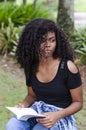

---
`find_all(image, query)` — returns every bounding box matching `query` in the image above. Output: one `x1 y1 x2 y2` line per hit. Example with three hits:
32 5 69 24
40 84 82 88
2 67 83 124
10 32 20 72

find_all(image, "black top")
26 60 82 108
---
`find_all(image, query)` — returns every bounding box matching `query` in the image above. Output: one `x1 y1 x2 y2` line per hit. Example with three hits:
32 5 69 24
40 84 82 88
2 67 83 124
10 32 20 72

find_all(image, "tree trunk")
57 0 74 36
33 0 37 8
23 0 26 5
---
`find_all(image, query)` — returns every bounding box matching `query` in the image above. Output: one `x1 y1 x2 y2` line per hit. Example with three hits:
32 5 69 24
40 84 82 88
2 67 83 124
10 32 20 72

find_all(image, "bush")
70 28 86 64
0 2 51 27
0 2 52 56
0 19 23 55
0 2 16 26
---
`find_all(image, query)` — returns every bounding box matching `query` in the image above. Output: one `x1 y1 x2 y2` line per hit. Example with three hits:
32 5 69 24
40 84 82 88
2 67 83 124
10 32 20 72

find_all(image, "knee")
6 117 30 130
32 123 48 130
6 117 19 130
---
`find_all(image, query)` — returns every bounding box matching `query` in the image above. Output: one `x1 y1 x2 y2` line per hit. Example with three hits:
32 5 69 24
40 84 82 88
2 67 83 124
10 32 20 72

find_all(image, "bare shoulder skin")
37 60 83 128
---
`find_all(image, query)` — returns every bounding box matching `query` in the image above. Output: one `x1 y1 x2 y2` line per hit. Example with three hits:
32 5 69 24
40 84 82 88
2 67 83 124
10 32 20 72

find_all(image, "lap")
6 117 78 130
6 117 31 130
32 123 48 130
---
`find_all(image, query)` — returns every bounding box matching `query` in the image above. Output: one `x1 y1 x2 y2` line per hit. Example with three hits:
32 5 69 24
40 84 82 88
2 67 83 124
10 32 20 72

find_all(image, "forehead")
43 32 55 39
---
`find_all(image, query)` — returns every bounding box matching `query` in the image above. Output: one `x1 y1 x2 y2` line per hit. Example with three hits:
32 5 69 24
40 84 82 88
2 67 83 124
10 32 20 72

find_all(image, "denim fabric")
6 117 38 130
6 101 78 130
31 101 78 130
6 117 31 130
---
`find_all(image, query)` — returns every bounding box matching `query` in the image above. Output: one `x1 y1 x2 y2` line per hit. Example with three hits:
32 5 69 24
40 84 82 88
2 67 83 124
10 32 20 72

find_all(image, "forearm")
56 101 83 120
57 85 83 120
22 94 36 107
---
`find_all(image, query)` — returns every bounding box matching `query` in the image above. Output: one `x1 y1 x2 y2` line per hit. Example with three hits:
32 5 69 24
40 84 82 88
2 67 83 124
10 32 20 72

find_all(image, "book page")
6 107 45 120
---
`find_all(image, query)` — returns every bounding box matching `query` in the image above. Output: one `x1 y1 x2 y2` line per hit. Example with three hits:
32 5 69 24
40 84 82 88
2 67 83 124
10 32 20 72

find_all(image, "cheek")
40 43 45 50
52 42 56 50
39 44 45 55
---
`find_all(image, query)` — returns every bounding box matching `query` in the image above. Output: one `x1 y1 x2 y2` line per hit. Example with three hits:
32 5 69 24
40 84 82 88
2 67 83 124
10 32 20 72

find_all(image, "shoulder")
67 60 78 74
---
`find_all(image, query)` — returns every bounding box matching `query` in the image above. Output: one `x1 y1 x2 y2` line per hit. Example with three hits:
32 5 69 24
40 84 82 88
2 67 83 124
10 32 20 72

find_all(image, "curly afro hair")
16 18 74 79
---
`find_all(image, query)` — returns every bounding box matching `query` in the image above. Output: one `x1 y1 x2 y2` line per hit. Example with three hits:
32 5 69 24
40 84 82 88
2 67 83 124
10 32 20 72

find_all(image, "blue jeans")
6 117 37 130
6 101 78 130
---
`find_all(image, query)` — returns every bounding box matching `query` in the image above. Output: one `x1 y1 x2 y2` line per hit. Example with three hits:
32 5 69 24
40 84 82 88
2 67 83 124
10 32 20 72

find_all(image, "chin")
44 55 52 58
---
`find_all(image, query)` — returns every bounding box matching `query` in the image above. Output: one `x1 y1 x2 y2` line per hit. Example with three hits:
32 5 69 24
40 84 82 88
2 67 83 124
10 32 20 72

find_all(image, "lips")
45 49 51 52
45 50 51 53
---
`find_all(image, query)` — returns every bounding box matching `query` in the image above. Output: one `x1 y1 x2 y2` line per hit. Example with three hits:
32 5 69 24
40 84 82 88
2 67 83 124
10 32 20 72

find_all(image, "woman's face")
39 32 56 59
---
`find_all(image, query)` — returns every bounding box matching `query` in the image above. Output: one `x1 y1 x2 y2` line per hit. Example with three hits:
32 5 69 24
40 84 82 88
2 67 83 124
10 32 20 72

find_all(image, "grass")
0 66 26 130
75 92 86 130
0 61 86 130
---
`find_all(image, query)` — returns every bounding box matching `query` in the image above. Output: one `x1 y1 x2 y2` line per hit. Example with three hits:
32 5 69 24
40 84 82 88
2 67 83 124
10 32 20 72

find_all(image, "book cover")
6 106 45 121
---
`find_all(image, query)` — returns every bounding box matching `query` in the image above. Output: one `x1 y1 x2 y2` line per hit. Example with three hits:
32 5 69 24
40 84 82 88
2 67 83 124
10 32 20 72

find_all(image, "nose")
44 40 50 47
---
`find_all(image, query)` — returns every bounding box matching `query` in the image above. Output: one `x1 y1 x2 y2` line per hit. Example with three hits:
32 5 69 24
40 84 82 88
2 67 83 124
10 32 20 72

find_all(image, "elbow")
72 100 83 112
79 97 83 110
80 101 83 110
77 101 83 111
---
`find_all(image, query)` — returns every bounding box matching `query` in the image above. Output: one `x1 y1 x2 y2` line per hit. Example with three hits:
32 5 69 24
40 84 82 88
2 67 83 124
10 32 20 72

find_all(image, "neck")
39 57 55 66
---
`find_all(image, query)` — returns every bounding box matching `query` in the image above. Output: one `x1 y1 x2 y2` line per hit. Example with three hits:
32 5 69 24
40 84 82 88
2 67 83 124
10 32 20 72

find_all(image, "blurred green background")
0 0 86 130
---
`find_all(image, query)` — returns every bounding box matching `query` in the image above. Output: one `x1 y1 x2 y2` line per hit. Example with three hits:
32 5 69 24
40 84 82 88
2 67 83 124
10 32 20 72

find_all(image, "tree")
0 0 6 1
23 0 26 5
33 0 37 8
57 0 74 36
0 0 14 1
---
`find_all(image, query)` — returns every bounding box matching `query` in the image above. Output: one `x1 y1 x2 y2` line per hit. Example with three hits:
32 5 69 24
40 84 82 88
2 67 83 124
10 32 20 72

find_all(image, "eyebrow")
42 36 55 41
48 36 55 40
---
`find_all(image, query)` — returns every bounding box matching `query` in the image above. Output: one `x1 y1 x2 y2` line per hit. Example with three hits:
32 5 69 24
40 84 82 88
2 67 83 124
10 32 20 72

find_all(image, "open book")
6 106 46 121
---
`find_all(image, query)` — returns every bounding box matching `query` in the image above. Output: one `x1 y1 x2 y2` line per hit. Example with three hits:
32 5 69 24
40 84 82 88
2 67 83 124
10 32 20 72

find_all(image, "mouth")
45 49 51 52
45 50 51 53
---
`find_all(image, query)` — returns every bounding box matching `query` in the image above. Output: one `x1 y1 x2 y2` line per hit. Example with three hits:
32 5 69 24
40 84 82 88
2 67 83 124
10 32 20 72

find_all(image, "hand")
15 102 25 108
36 112 60 128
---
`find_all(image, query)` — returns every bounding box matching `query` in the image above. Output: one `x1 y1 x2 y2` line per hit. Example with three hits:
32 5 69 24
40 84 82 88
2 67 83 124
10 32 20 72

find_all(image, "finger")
42 123 52 128
37 116 48 122
37 118 51 124
15 103 24 108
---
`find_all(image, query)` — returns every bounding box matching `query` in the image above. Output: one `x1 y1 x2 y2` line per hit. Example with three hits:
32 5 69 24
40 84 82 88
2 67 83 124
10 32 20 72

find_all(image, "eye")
50 39 56 42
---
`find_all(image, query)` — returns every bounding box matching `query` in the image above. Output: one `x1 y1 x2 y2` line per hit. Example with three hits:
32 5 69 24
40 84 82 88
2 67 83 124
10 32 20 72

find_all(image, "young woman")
6 18 83 130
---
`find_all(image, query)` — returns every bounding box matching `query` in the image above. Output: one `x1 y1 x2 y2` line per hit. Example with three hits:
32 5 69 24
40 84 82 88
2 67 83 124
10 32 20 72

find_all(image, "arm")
56 85 83 119
56 60 83 118
37 61 83 128
16 87 37 108
38 85 83 128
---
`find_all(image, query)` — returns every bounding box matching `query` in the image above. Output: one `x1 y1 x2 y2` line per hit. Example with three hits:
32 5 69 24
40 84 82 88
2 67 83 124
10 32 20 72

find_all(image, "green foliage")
75 43 86 56
0 19 22 55
0 2 51 26
0 2 16 26
70 28 86 64
0 2 52 56
71 28 86 48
